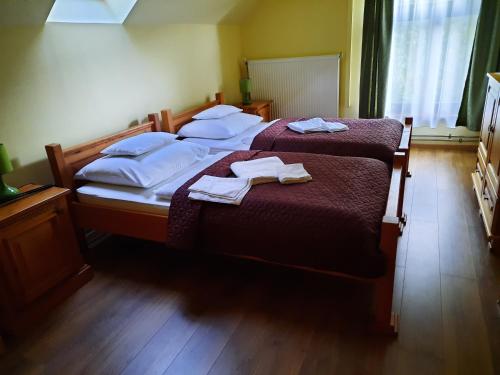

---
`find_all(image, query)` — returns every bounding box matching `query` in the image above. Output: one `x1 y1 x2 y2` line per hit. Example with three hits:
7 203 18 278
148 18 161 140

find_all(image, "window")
385 0 481 128
47 0 138 24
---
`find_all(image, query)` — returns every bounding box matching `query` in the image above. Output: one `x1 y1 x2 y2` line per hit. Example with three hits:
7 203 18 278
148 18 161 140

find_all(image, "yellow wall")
0 23 242 186
0 1 367 187
239 0 361 118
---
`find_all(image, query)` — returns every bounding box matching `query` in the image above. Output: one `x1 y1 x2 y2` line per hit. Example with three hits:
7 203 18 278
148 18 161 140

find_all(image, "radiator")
247 54 340 119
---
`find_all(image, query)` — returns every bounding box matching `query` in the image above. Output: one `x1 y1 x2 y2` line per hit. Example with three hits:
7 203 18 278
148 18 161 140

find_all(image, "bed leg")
371 268 399 335
405 144 412 178
371 217 400 336
403 118 412 178
396 152 407 223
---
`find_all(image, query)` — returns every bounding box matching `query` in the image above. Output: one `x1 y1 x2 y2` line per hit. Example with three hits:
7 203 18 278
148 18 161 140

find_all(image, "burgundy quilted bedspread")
251 118 404 165
167 151 391 278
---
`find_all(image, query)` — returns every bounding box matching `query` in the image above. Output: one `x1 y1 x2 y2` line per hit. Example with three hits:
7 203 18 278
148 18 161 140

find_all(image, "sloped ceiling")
126 0 256 25
0 0 259 26
0 0 55 25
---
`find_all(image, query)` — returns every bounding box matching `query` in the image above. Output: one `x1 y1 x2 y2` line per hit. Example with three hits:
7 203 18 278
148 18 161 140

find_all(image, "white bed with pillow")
74 131 231 214
175 104 280 154
77 152 230 215
182 120 280 154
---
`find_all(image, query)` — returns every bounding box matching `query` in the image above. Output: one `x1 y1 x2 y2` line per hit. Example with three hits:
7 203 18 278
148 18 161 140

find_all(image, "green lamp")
0 144 20 201
240 78 252 105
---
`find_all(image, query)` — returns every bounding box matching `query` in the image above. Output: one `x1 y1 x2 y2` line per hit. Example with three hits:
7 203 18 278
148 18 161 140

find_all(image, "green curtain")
457 0 500 131
359 0 394 118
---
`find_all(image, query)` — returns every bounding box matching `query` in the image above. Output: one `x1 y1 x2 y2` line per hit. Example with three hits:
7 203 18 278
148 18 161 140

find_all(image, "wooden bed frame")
161 93 413 223
45 110 405 335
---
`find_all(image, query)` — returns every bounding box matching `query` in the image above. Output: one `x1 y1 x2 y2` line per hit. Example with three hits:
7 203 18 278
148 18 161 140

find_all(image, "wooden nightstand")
0 185 92 339
235 100 273 122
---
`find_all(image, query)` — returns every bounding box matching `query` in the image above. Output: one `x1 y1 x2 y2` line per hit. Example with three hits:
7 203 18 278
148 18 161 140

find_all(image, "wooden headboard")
45 114 161 190
161 92 225 134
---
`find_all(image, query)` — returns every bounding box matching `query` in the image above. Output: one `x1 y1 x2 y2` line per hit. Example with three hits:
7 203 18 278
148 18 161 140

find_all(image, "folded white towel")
278 163 312 184
188 175 251 200
188 190 249 205
231 156 285 185
288 118 348 134
321 122 349 132
187 175 251 205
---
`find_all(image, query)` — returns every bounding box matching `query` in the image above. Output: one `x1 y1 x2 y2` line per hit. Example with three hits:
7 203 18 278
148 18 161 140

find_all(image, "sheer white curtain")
384 0 481 128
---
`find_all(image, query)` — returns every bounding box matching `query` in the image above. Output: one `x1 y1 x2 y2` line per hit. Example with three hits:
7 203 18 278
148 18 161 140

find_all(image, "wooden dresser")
472 73 500 250
0 185 92 339
235 100 273 122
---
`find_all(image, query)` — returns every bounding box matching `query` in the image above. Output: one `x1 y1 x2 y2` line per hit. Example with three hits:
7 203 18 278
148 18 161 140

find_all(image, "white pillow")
178 113 263 140
75 141 209 188
193 104 242 120
101 132 178 156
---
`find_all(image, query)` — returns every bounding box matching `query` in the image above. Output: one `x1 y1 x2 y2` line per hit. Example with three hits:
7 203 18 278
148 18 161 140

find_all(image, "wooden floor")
1 147 499 375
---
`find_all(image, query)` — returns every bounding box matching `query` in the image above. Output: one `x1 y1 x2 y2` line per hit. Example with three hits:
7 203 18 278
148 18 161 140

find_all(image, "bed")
160 93 411 220
161 93 412 168
45 112 406 335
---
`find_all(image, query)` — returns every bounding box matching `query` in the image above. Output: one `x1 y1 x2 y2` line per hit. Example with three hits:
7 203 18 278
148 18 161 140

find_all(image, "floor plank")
441 275 495 375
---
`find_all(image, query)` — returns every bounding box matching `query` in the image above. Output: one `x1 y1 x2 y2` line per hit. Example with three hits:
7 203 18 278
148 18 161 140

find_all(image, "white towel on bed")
287 118 348 134
188 191 248 205
230 156 285 185
187 175 251 205
278 163 312 184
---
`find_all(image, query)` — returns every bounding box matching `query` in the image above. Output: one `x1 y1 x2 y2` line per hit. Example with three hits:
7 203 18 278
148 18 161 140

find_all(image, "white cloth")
75 141 210 188
188 176 251 205
384 0 481 128
287 118 348 134
155 152 231 200
178 113 263 140
188 175 251 200
100 132 178 156
230 156 285 185
188 192 248 205
192 104 242 120
278 164 312 184
183 120 278 155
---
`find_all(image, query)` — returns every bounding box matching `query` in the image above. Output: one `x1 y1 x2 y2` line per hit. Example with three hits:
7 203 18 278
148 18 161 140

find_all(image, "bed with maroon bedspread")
167 151 392 279
250 118 404 165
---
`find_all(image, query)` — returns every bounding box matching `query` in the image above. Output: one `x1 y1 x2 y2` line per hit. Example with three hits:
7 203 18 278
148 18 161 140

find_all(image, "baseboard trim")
412 143 478 151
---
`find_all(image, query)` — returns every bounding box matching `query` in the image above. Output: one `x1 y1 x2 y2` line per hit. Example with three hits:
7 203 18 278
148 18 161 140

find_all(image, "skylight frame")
46 0 138 24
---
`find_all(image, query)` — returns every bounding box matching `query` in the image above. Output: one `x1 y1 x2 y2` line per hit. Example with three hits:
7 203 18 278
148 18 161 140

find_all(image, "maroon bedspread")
251 118 404 165
167 151 391 278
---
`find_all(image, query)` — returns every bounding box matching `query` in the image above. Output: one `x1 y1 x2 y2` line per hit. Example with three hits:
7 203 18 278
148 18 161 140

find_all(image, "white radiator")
247 54 340 119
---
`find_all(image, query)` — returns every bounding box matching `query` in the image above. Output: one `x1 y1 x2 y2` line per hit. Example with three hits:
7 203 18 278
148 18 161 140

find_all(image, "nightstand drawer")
234 100 273 122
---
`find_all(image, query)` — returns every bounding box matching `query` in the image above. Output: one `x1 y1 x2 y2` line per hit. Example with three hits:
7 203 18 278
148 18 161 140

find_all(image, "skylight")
46 0 138 24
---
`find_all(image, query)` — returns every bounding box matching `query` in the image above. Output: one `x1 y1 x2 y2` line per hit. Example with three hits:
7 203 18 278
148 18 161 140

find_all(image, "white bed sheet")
183 119 280 154
76 152 231 215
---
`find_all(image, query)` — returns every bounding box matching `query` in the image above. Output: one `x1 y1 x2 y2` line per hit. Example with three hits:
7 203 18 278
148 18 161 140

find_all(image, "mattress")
77 183 171 215
76 152 231 215
182 120 280 154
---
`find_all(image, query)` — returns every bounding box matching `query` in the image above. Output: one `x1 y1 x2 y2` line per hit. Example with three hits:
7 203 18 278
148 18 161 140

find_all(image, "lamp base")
0 179 20 202
242 93 252 106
